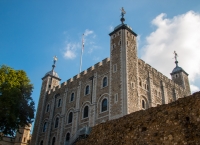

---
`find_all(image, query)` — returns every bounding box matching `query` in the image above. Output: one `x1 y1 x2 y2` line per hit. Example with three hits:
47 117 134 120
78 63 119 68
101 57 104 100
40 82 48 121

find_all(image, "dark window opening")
102 99 108 112
55 117 59 128
43 122 47 132
68 112 73 123
103 77 107 87
142 100 145 109
52 137 55 145
58 99 61 107
83 106 89 118
66 133 70 141
71 93 74 102
85 85 89 95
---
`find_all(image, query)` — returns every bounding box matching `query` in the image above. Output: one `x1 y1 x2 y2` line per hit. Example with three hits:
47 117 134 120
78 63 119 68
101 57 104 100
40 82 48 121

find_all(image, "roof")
171 66 188 76
42 70 61 80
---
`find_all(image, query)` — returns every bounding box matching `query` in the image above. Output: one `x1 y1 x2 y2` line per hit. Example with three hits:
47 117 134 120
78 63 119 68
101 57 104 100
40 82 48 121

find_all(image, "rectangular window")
131 82 134 88
113 64 117 73
114 93 118 103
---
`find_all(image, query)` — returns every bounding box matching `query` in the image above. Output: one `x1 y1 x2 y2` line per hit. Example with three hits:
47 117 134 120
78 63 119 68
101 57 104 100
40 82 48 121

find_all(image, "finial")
52 56 58 71
173 51 178 67
120 7 126 24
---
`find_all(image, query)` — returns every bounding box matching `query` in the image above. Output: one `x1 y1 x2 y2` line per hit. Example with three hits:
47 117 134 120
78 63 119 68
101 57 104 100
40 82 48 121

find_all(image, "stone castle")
31 8 191 145
0 125 31 145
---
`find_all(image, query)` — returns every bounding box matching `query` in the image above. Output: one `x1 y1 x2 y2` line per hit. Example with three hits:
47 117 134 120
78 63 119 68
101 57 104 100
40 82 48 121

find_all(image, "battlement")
138 58 184 90
47 57 110 96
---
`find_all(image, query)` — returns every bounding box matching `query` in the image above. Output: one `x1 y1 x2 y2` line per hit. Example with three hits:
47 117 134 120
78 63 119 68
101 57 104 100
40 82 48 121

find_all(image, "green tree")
0 65 35 137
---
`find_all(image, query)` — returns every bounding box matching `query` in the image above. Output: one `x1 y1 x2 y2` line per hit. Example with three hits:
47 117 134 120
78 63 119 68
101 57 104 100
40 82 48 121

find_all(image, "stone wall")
76 92 200 145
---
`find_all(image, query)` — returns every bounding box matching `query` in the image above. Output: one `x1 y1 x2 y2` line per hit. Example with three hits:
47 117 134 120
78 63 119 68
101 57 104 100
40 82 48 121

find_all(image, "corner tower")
170 51 191 96
31 56 61 145
109 8 139 120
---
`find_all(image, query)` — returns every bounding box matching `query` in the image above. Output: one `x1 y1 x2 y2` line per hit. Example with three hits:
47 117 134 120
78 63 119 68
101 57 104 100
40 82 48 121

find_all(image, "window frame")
70 92 74 102
68 112 73 124
102 77 108 88
85 85 90 95
101 98 108 112
83 106 89 118
55 117 59 128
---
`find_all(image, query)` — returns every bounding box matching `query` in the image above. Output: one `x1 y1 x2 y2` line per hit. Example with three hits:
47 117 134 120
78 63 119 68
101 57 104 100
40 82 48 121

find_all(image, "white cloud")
190 84 200 93
109 25 114 32
63 43 80 59
84 29 93 36
141 11 200 90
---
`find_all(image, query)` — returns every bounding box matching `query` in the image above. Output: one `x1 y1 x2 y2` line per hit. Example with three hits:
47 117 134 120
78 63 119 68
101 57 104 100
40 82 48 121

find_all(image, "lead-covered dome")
44 70 59 78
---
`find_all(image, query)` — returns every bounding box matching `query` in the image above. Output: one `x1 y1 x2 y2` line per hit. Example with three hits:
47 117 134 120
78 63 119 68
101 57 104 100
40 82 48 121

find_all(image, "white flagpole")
79 34 84 73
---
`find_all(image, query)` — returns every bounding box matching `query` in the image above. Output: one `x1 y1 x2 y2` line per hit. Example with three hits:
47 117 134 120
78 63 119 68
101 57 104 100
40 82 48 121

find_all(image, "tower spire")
120 7 126 24
52 56 58 72
174 51 178 67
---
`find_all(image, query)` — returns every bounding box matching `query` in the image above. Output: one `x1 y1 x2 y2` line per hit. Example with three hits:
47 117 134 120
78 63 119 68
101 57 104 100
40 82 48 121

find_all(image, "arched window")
58 99 61 107
83 106 89 118
66 133 70 141
68 112 73 123
139 78 142 87
52 137 56 145
40 140 43 145
46 104 49 112
142 100 146 109
85 85 89 95
70 93 74 102
101 98 108 112
103 77 107 87
55 117 59 128
43 122 47 132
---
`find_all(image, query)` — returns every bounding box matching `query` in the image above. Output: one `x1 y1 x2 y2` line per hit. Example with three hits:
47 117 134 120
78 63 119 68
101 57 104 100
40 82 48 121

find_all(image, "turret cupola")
170 51 191 95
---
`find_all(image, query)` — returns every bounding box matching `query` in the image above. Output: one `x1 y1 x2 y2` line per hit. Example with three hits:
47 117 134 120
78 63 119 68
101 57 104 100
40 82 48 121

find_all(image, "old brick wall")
76 92 200 145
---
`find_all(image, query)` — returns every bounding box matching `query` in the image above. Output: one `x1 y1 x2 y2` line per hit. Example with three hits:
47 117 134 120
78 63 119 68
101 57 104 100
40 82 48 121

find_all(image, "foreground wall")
77 91 200 145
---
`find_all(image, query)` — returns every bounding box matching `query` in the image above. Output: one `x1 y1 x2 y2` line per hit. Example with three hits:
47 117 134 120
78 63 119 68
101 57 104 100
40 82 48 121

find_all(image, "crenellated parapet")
46 57 110 96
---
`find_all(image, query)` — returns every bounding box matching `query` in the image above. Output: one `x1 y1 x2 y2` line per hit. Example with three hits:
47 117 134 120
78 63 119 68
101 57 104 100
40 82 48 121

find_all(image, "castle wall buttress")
126 30 139 114
109 30 123 120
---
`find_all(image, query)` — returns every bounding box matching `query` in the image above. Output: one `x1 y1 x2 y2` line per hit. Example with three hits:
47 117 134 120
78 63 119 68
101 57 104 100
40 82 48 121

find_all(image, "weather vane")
174 51 178 61
52 56 58 71
120 7 126 24
173 51 179 67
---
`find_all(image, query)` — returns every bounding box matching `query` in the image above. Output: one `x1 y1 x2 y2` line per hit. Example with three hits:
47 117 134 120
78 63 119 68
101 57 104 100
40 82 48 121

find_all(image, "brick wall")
76 92 200 145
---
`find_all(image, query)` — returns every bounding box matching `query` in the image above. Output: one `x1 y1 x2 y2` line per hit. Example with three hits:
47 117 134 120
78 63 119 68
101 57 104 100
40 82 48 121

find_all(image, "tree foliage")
0 65 35 137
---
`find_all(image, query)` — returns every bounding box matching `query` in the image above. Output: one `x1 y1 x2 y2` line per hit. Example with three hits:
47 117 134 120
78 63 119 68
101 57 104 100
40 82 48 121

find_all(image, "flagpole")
79 34 84 73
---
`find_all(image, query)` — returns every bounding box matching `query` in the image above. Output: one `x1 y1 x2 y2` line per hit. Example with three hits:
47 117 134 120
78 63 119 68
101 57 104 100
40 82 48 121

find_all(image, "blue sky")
1 1 200 129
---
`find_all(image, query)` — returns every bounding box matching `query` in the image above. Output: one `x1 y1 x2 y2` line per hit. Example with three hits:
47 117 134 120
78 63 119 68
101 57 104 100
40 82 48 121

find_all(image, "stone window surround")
81 103 90 119
70 92 75 102
54 117 59 128
100 98 108 113
113 64 117 73
140 96 148 110
57 98 62 107
101 76 108 88
100 97 109 113
68 111 73 124
84 84 90 96
65 132 70 142
114 93 118 103
42 120 48 132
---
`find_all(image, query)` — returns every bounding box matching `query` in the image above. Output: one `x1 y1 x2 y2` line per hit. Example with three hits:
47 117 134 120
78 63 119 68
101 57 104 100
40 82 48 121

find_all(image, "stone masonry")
76 91 200 145
31 11 191 145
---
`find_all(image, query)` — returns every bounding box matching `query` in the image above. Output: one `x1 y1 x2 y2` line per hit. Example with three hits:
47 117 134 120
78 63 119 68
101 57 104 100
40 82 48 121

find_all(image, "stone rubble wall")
76 92 200 145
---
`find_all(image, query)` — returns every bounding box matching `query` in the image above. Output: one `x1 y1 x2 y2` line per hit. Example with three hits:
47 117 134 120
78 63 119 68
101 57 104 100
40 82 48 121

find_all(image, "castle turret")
170 51 191 96
109 7 139 120
31 56 61 145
